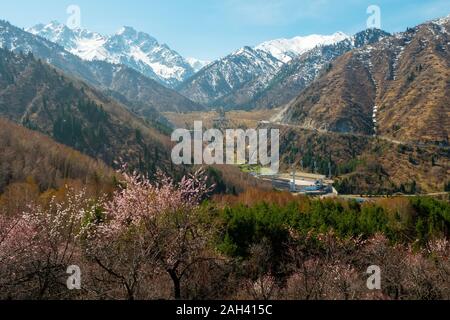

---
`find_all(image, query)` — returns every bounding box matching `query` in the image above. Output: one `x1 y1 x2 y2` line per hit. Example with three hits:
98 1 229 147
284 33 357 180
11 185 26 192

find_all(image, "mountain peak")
30 21 194 87
431 14 450 27
116 26 137 36
333 31 349 38
186 57 210 72
28 20 68 33
255 32 350 63
48 20 64 26
352 28 390 47
47 20 77 32
235 46 255 54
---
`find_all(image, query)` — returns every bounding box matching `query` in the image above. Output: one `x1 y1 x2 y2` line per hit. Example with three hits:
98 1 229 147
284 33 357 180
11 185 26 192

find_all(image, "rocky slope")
28 21 196 88
178 46 283 106
0 20 204 117
249 29 390 110
255 32 349 63
279 17 450 145
178 29 389 110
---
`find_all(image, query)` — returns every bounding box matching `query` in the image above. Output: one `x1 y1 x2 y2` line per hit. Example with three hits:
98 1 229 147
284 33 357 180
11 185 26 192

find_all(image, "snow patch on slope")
28 21 197 87
256 32 350 63
186 57 210 72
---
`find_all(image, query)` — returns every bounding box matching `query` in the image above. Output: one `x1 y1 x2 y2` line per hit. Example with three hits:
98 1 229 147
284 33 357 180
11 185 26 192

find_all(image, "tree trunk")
168 270 181 300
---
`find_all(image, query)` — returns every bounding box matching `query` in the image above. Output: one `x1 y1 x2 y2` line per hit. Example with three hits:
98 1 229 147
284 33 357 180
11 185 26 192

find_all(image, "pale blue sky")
0 0 449 60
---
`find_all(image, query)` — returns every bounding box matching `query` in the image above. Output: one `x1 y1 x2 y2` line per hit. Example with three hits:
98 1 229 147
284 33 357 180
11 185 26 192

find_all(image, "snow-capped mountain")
186 57 210 72
278 17 450 145
28 21 196 88
249 29 391 110
178 30 388 109
0 20 204 117
27 21 108 61
255 32 350 63
178 46 283 106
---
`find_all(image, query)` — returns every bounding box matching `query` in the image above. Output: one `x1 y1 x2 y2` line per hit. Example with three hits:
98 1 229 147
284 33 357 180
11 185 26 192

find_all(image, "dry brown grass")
282 22 449 145
163 108 280 130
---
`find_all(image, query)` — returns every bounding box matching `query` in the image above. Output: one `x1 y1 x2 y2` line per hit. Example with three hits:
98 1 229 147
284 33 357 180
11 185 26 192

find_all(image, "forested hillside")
0 118 115 194
0 48 172 176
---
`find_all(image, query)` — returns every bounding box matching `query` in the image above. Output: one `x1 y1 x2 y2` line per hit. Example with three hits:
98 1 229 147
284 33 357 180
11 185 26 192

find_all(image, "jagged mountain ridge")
279 16 450 145
177 46 284 106
0 20 205 117
248 29 391 110
255 32 350 63
28 21 196 88
178 29 389 110
186 57 210 72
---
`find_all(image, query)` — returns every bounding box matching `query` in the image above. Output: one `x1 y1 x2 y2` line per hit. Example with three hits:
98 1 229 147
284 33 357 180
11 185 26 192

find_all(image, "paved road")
266 122 447 149
338 192 449 199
